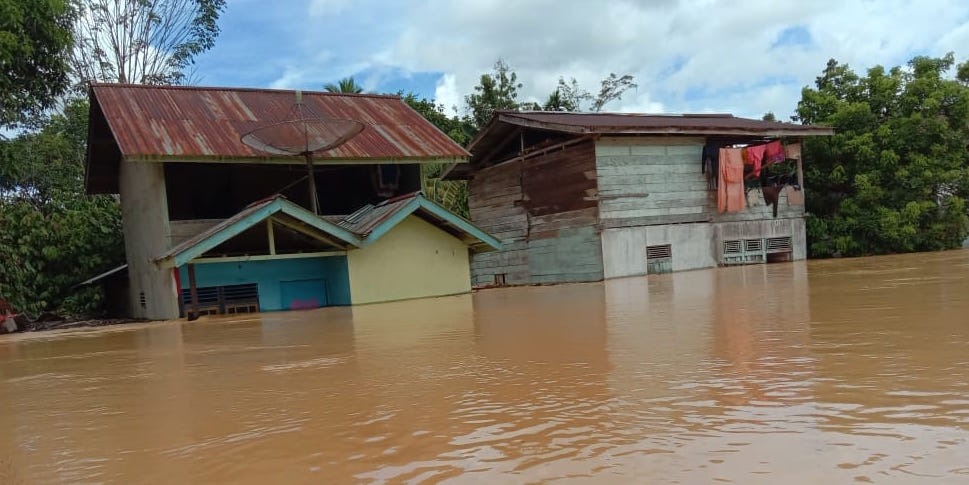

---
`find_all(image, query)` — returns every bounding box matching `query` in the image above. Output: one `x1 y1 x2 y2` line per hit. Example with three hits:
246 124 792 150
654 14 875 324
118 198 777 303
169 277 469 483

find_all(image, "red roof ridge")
376 190 422 206
89 82 402 100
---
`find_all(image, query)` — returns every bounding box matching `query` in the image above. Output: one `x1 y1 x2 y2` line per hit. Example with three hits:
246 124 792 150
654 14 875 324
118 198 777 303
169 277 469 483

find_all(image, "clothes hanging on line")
764 140 785 164
718 148 746 213
702 143 725 189
743 144 767 178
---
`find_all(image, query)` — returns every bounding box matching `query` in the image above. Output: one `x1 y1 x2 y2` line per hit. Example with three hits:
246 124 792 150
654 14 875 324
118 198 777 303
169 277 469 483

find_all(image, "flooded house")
445 111 833 286
84 84 499 320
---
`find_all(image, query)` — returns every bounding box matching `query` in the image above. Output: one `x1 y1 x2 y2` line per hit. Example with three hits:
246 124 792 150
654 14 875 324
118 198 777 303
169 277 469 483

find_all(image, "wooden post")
267 219 276 255
305 152 319 214
187 263 199 321
796 149 805 191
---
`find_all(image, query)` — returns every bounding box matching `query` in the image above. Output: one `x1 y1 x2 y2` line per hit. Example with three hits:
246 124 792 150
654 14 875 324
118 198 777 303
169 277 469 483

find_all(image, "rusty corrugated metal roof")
90 83 470 162
467 111 833 153
500 110 831 135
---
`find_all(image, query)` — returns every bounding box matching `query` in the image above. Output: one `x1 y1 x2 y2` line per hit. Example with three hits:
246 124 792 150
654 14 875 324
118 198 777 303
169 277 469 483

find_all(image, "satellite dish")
241 90 365 214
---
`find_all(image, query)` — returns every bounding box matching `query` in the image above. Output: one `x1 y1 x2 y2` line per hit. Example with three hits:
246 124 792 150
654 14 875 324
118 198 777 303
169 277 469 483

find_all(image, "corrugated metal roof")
90 83 470 162
444 110 834 179
501 111 831 135
334 192 420 236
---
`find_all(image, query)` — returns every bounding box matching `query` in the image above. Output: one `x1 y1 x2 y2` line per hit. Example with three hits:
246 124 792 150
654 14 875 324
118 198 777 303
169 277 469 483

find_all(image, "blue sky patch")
772 25 813 49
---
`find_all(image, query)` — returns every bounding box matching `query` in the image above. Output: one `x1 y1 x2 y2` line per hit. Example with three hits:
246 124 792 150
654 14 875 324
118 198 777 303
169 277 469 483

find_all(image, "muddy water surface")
2 251 969 483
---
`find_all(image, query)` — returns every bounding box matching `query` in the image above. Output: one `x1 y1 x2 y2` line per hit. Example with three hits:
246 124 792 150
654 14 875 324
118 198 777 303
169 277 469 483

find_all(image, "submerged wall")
595 136 807 279
347 216 472 305
468 140 603 286
179 256 351 311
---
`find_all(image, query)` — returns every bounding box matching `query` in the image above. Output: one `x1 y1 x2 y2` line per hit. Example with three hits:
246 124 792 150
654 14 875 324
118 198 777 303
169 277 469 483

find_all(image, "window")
766 236 793 252
646 244 673 274
723 240 742 254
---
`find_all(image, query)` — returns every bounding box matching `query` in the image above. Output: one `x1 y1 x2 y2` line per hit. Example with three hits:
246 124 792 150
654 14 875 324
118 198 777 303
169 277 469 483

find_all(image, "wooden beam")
477 127 522 167
796 145 805 190
270 216 349 249
192 251 347 264
187 264 199 321
267 219 276 255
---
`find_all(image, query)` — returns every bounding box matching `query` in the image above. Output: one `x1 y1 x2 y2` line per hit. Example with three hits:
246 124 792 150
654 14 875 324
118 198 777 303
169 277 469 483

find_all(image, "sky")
191 0 969 120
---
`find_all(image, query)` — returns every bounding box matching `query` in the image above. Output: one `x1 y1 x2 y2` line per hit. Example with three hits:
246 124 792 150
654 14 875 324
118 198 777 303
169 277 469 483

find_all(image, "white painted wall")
716 218 807 261
602 223 718 278
119 161 179 320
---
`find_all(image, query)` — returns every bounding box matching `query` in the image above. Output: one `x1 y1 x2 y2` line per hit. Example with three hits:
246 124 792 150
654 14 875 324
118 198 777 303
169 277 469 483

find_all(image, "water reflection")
2 251 969 483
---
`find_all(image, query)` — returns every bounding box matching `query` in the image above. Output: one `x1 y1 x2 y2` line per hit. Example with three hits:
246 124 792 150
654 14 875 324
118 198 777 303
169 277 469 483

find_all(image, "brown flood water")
3 251 969 484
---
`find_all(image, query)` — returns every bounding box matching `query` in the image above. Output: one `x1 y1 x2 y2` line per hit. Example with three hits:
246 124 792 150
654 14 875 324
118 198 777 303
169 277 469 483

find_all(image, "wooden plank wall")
595 136 805 229
468 160 529 285
469 139 603 286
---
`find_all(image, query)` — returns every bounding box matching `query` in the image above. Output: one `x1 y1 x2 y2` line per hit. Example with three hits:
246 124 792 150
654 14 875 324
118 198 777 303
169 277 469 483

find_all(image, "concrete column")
119 161 179 320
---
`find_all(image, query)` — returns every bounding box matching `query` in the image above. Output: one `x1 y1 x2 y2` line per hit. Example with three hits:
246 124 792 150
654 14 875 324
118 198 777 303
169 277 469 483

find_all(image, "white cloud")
210 0 969 118
434 73 461 116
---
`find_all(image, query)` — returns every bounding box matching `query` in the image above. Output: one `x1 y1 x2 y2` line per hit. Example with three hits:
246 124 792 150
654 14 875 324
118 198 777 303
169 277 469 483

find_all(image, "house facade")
445 111 833 286
85 84 497 320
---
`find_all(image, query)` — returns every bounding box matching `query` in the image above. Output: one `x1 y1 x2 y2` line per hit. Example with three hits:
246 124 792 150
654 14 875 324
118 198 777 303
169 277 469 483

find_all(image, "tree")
465 59 523 128
324 76 365 94
796 53 969 257
401 92 473 217
0 98 125 316
0 0 74 127
543 77 590 111
590 73 638 112
69 0 226 86
541 74 637 112
762 112 777 121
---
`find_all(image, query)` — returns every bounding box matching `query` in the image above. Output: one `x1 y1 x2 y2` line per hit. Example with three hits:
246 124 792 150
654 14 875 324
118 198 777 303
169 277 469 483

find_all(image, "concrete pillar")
119 161 179 320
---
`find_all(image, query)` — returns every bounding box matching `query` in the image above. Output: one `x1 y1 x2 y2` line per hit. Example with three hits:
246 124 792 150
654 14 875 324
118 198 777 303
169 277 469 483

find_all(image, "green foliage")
0 0 74 127
797 54 969 257
590 73 637 112
0 98 124 316
69 0 227 85
401 92 473 217
324 76 365 94
544 77 589 111
465 59 523 129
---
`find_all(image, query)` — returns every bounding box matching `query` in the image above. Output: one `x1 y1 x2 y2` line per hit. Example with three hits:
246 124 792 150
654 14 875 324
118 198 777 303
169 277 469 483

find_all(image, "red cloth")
744 144 767 177
718 148 746 213
764 140 784 164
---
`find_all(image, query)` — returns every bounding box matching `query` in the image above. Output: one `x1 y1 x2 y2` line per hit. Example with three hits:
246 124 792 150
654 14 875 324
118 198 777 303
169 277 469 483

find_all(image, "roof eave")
123 154 469 165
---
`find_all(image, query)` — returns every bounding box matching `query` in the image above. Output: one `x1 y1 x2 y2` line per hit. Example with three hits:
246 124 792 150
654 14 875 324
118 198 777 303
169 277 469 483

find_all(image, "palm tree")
323 76 365 94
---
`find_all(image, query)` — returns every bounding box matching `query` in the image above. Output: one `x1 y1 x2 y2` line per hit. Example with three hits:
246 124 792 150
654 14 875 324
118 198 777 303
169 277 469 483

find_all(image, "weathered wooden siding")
469 140 603 286
596 137 709 224
595 136 805 228
468 160 529 286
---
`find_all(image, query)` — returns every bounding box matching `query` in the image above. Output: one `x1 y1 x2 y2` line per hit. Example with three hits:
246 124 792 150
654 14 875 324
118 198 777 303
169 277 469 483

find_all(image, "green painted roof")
155 193 500 268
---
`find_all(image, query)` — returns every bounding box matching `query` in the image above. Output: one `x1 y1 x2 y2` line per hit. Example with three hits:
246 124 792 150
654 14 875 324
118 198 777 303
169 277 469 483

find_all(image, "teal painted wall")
178 256 351 311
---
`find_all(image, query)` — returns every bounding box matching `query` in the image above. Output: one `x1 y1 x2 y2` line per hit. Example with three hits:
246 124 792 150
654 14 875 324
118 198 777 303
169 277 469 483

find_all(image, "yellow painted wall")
347 216 472 304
